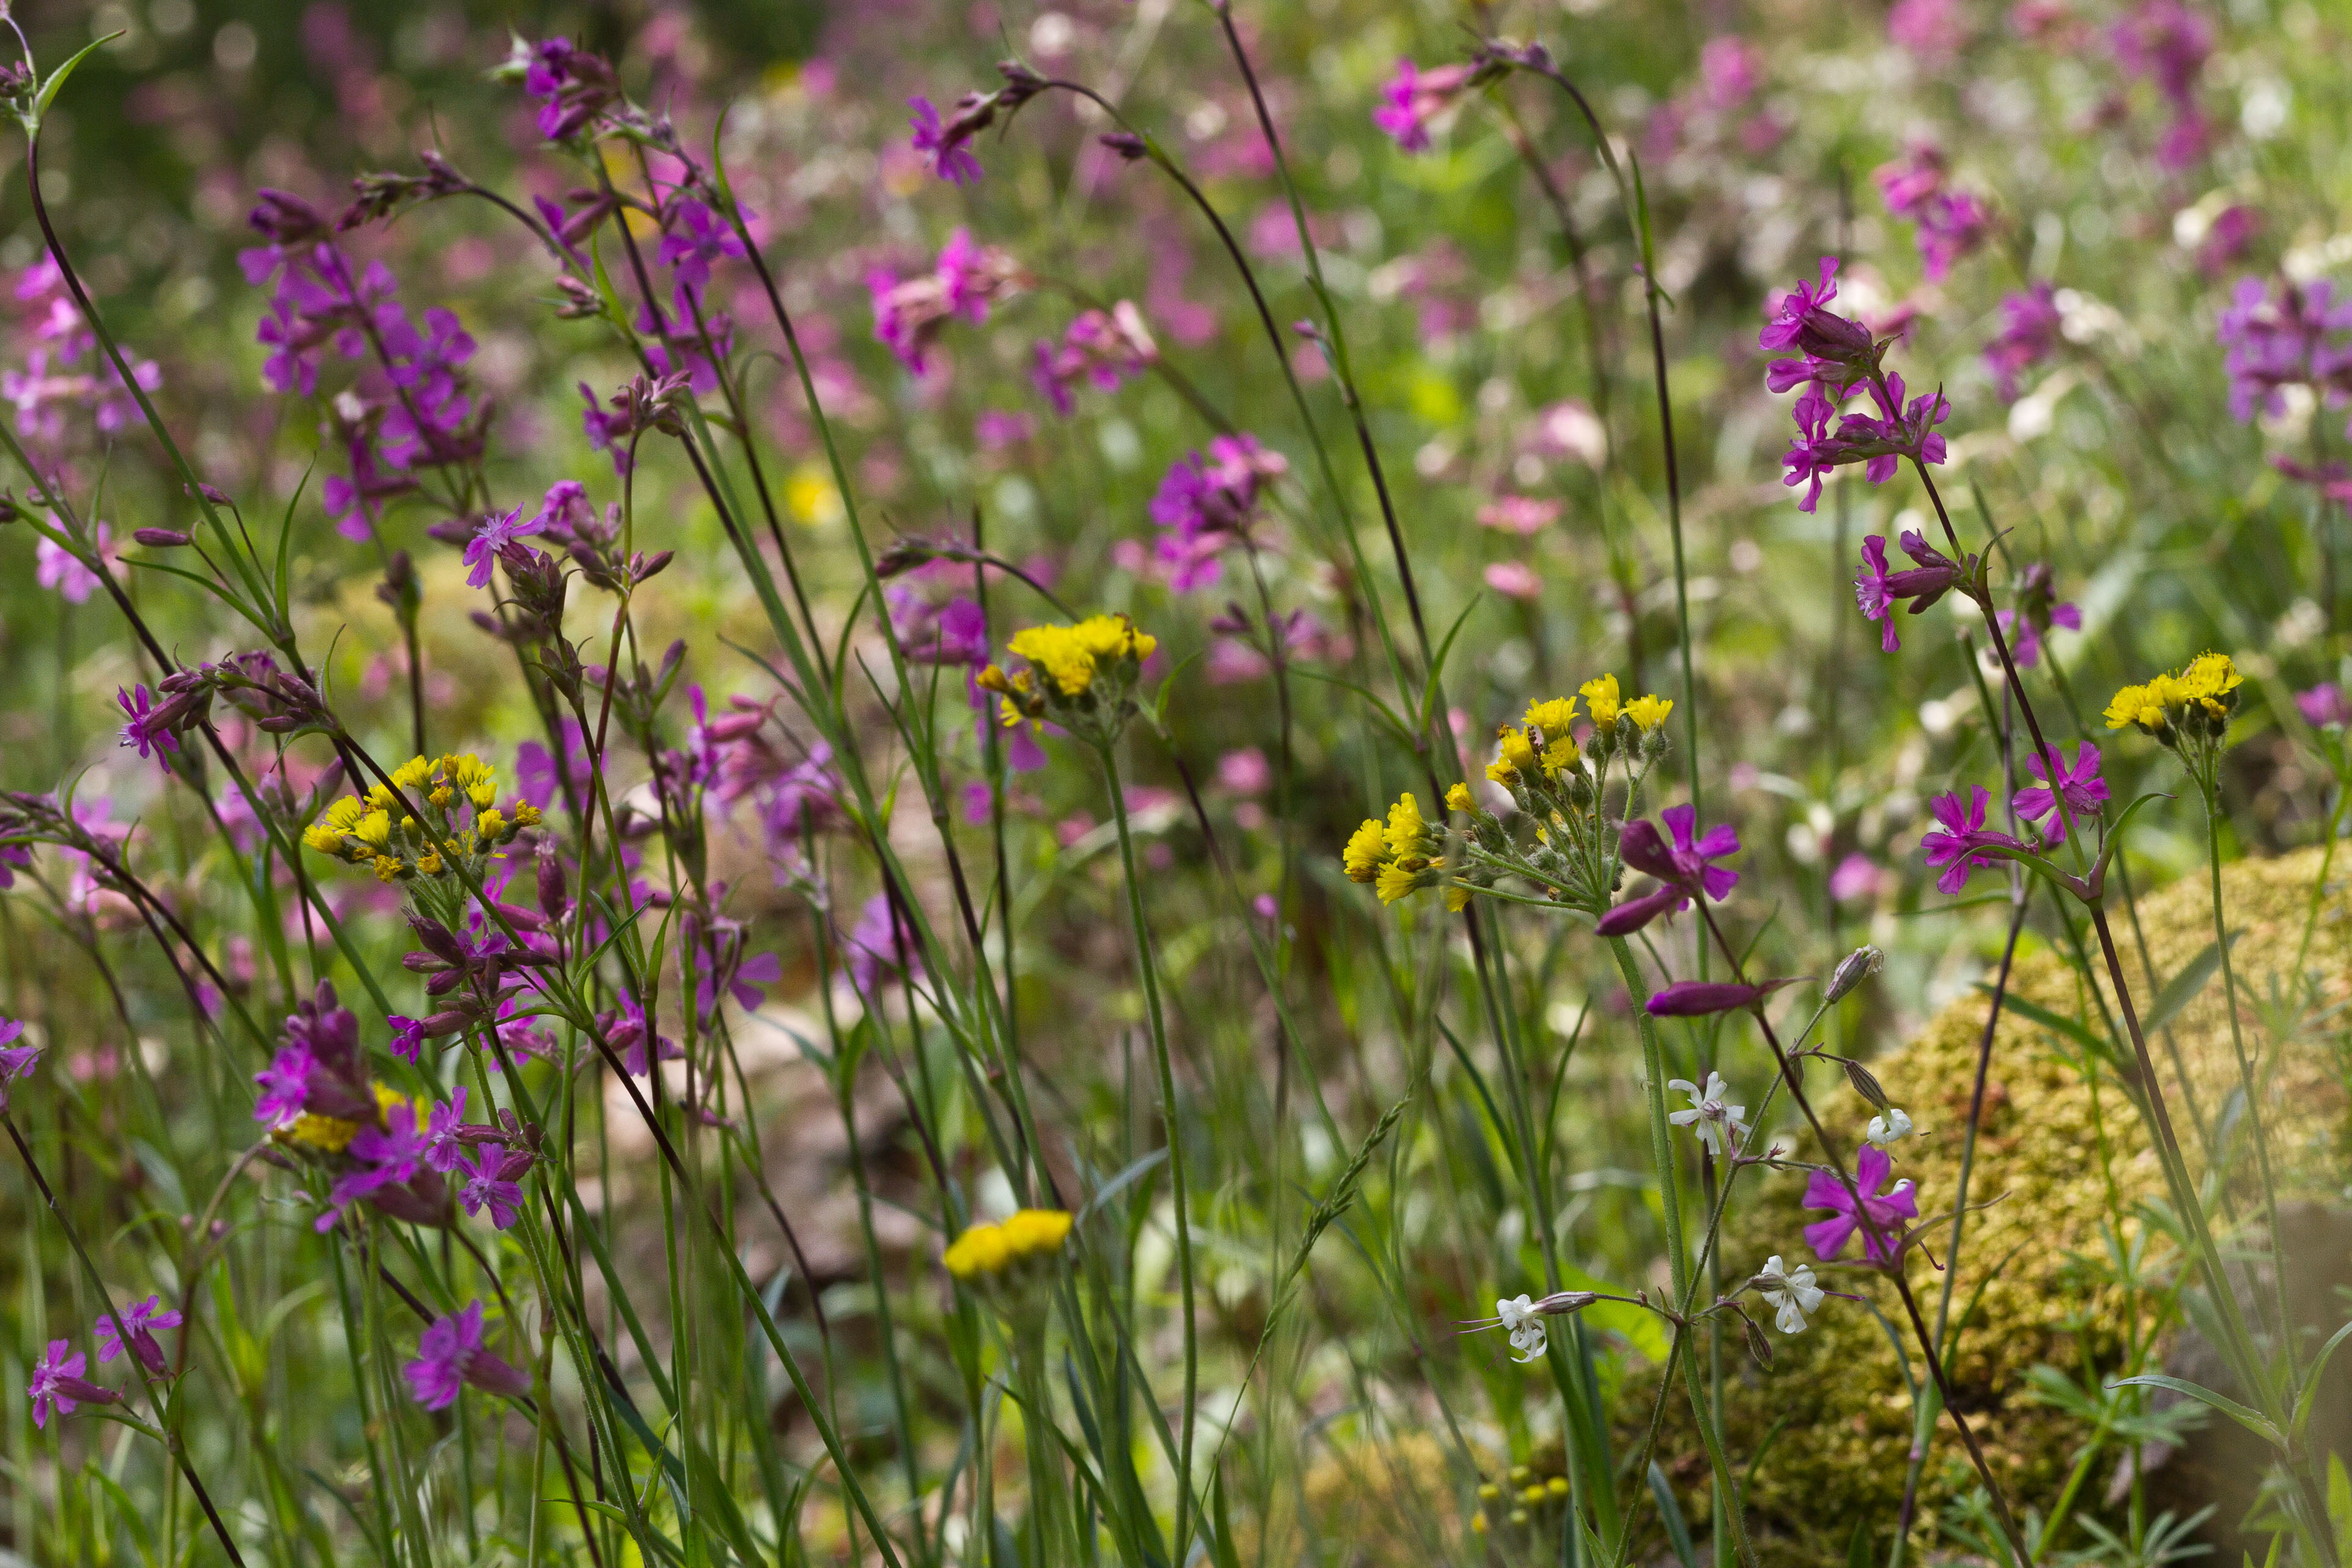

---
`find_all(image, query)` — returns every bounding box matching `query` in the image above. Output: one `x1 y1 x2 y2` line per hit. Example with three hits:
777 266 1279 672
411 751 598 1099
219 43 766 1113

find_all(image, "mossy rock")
1641 847 2352 1564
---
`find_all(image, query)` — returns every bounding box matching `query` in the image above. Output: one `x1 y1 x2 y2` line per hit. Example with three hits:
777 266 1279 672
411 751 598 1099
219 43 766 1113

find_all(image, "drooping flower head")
28 1339 117 1428
94 1294 184 1376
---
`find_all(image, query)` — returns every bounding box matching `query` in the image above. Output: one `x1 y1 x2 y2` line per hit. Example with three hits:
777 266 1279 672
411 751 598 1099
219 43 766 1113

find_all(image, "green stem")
1100 740 1199 1565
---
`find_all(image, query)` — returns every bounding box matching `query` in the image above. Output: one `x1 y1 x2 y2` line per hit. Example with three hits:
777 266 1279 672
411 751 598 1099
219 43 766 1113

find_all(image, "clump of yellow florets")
943 1208 1075 1281
1342 791 1471 910
977 614 1158 744
302 753 539 880
2104 653 2243 755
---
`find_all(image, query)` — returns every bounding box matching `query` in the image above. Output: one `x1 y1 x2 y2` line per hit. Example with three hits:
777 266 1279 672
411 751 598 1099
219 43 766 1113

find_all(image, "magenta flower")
1984 282 2063 401
657 199 746 306
1148 432 1286 591
909 95 983 185
1854 530 1965 651
251 1041 316 1127
1997 561 2081 666
1803 1145 1920 1263
403 1300 530 1411
463 505 542 590
28 1340 116 1428
1828 852 1888 903
35 525 109 604
0 1018 40 1111
458 1147 531 1230
2298 683 2351 728
388 1015 428 1063
114 684 189 772
1646 979 1788 1018
421 1087 473 1174
1372 60 1473 153
1621 803 1742 903
1596 884 1687 937
1920 787 2023 895
322 1100 430 1228
1759 257 1841 353
94 1294 183 1375
2014 743 2109 845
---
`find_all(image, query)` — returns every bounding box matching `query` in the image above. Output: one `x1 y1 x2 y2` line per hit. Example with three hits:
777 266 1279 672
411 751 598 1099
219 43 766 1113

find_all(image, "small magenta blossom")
2298 683 2351 728
35 525 110 604
1997 561 2081 667
656 198 746 306
464 506 542 590
28 1340 116 1428
1854 530 1966 652
1873 145 1989 282
909 95 984 185
403 1300 531 1411
1621 804 1741 903
1372 60 1474 153
94 1295 184 1375
0 1018 40 1111
1920 788 2023 895
322 1100 431 1230
2014 742 2109 845
251 1040 316 1127
1759 256 1843 353
1984 282 2063 401
458 1147 531 1230
1802 1145 1920 1263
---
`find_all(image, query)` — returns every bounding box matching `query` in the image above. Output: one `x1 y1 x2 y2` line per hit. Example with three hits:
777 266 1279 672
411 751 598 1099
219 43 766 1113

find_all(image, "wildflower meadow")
1 0 2350 1563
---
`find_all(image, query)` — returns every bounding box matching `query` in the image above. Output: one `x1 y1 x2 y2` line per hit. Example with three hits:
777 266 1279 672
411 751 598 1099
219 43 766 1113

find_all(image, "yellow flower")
1443 882 1471 912
1006 614 1156 697
512 803 543 830
1471 1514 1488 1536
999 1207 1074 1259
1375 860 1421 904
476 808 508 844
1383 793 1427 860
1579 675 1622 727
1344 819 1387 882
353 810 393 850
1488 728 1537 785
1444 783 1473 813
279 1112 361 1152
416 849 443 877
371 856 403 883
1538 731 1578 779
1523 697 1578 738
364 782 396 810
2178 652 2243 714
944 1223 1013 1278
2104 682 2165 731
302 821 346 854
1624 694 1674 733
391 755 433 791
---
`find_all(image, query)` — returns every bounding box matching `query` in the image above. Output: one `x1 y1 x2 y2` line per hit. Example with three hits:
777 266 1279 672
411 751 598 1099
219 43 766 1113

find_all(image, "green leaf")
2293 1317 2352 1438
1648 1460 1698 1568
32 32 122 124
1977 983 2120 1068
2109 1374 2284 1448
2141 931 2241 1037
1209 1467 1244 1568
1846 1518 1871 1568
1416 593 1482 735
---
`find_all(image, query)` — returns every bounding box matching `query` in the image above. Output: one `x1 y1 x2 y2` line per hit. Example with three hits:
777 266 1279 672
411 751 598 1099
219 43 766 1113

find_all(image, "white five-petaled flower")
1666 1072 1750 1160
1756 1254 1825 1334
1495 1294 1548 1363
1865 1106 1916 1146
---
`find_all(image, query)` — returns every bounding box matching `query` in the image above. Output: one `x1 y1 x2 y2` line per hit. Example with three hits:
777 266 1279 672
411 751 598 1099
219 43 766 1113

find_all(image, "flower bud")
1099 131 1148 161
1825 945 1882 1002
133 528 191 547
536 840 567 920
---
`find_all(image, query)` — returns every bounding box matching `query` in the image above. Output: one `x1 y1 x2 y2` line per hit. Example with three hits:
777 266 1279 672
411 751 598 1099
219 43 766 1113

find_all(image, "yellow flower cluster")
1470 1468 1571 1535
978 614 1158 739
1486 679 1672 791
942 1208 1074 1279
2103 653 2244 739
302 753 542 882
1344 791 1466 909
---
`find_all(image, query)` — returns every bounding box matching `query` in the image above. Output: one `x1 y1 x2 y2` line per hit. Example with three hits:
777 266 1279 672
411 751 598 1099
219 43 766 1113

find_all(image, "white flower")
1756 1254 1824 1334
1865 1106 1915 1146
1666 1072 1750 1160
1495 1294 1547 1363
